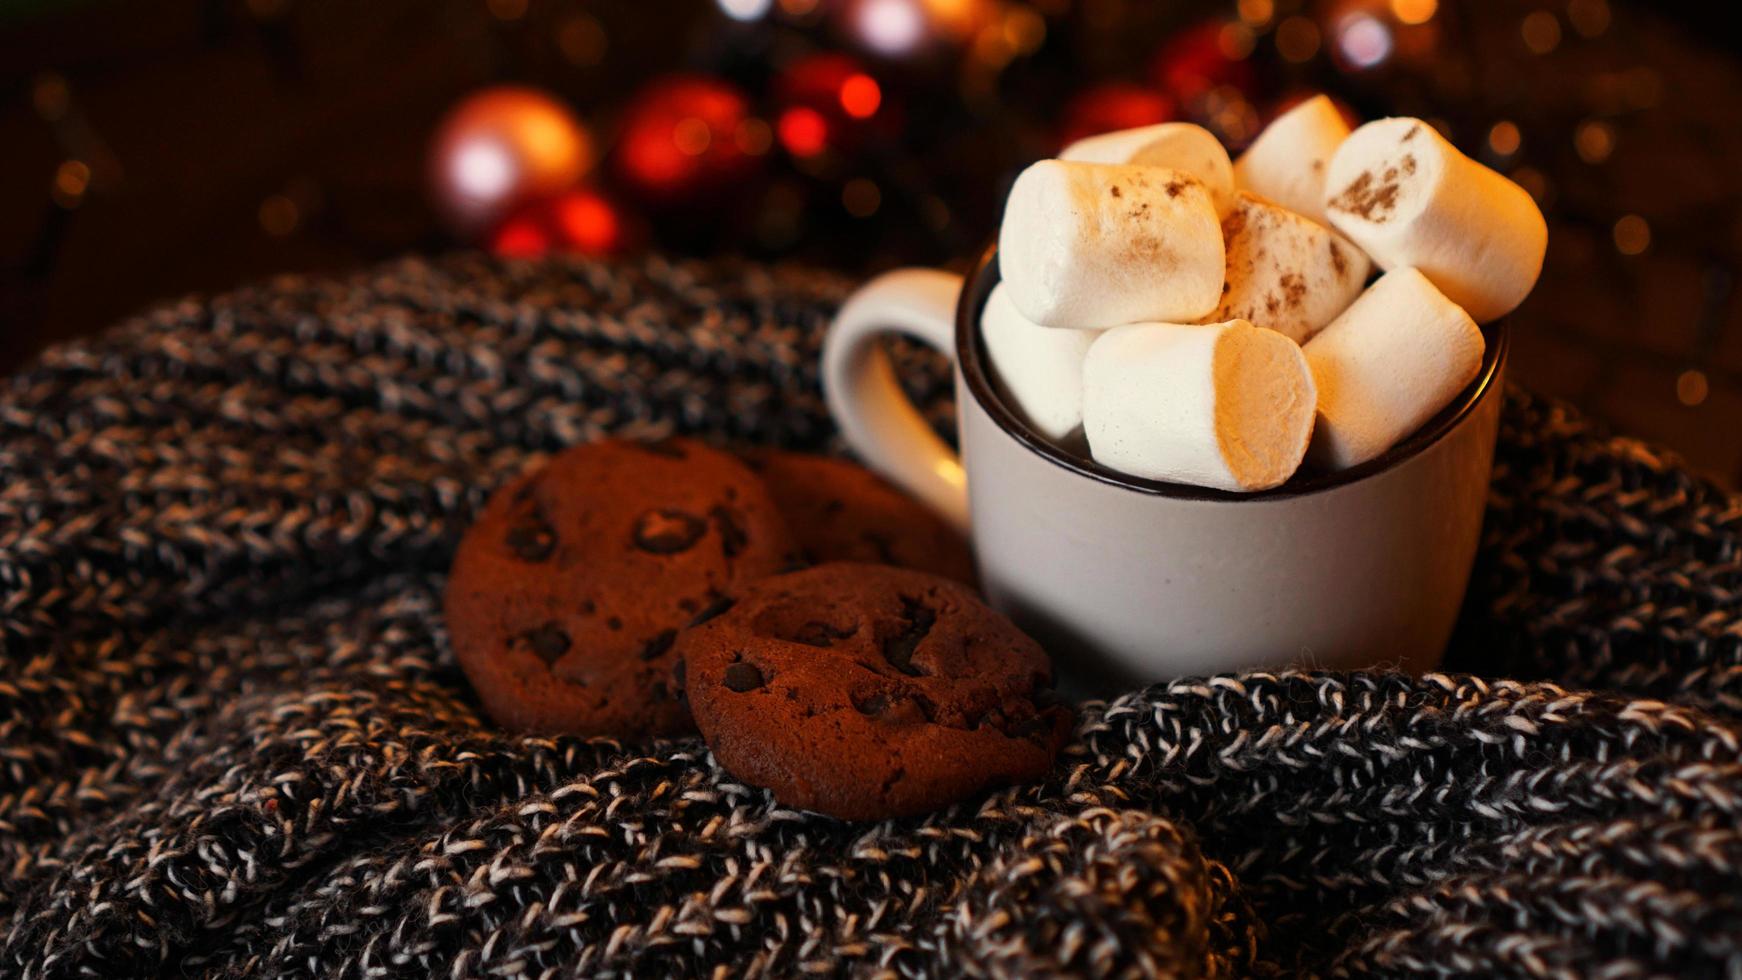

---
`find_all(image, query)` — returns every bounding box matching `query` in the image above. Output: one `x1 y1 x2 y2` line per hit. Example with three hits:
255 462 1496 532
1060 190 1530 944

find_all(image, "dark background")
4 0 1741 485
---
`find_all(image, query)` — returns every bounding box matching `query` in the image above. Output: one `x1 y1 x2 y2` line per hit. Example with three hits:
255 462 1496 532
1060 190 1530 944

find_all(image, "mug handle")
822 268 970 532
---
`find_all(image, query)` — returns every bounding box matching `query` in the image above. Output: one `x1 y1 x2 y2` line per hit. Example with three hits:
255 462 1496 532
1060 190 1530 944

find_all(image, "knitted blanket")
1 254 1738 979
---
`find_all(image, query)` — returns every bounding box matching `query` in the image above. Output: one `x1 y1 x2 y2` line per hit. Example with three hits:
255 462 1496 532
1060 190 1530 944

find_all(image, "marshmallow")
998 161 1224 330
1082 319 1316 492
1060 122 1236 217
1304 267 1484 470
1233 95 1350 227
1323 117 1546 323
981 283 1102 440
1207 192 1372 344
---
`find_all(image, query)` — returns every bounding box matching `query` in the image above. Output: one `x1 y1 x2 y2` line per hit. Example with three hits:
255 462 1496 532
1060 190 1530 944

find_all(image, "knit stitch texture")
0 254 1739 978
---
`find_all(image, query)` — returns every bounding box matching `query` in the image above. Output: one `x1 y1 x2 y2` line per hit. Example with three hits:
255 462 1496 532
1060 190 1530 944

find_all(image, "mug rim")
955 243 1510 502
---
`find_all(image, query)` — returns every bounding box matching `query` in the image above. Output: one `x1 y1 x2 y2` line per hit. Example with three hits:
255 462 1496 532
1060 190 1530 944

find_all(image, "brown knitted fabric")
0 254 1737 978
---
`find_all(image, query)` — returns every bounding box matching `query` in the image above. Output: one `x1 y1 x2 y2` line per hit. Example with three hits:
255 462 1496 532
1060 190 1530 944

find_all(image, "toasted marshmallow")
999 161 1224 329
1060 122 1236 217
1234 95 1351 227
1082 320 1316 492
1323 117 1546 323
1304 267 1484 470
981 284 1102 441
1206 192 1371 344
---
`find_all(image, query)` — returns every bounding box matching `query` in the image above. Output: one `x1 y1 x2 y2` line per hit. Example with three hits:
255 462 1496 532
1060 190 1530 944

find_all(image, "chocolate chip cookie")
678 562 1070 820
445 438 795 737
742 450 975 584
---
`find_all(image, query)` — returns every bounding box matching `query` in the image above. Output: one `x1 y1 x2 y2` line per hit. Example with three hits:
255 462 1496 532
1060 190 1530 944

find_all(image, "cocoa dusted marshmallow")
998 161 1224 329
1082 320 1316 492
1233 95 1351 227
1060 122 1236 217
1206 192 1371 344
981 283 1102 440
1323 117 1546 324
1304 267 1484 470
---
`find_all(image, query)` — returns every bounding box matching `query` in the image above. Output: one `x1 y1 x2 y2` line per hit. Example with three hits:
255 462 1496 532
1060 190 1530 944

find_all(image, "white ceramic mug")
822 247 1506 690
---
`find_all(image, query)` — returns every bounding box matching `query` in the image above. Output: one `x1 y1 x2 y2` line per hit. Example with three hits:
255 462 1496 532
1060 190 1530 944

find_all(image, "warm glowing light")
557 15 608 66
1521 11 1561 54
779 0 818 13
32 73 69 121
1336 14 1393 69
1003 7 1045 54
452 141 516 201
842 177 881 217
1613 215 1650 255
1487 121 1521 156
673 117 712 156
778 107 829 157
492 216 549 258
1218 23 1255 60
258 194 299 236
717 0 773 20
839 74 882 118
735 118 773 155
1568 0 1610 38
486 0 527 21
1275 16 1320 63
1575 120 1615 164
51 159 90 208
1511 166 1549 204
554 193 620 253
1237 0 1272 27
1677 370 1709 407
1390 0 1436 26
855 0 926 55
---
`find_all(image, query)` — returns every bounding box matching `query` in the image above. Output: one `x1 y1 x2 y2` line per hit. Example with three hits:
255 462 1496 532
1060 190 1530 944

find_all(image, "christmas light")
778 107 829 157
1335 13 1393 70
1612 215 1650 255
839 74 882 118
717 0 774 22
854 0 927 56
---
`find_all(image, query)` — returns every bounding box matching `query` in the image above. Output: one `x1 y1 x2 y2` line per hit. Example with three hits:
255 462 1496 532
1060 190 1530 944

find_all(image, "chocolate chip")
710 505 748 559
723 662 764 692
688 595 737 627
634 509 707 554
785 620 858 648
640 629 677 661
853 689 934 724
607 616 623 631
523 623 571 664
880 596 936 676
505 522 555 562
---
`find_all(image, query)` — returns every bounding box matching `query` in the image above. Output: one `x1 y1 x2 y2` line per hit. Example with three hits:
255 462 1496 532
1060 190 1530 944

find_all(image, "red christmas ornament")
430 86 594 237
489 188 625 259
615 75 758 203
1058 83 1175 150
1150 20 1257 103
774 53 888 159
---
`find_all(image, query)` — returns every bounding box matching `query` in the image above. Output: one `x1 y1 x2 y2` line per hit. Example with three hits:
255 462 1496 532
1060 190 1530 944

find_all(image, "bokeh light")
1613 214 1650 255
717 0 774 21
778 107 830 157
854 0 927 56
1335 14 1393 70
1390 0 1437 26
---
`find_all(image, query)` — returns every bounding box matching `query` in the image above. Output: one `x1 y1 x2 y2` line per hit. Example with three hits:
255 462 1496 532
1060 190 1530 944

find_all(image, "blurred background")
3 0 1739 484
